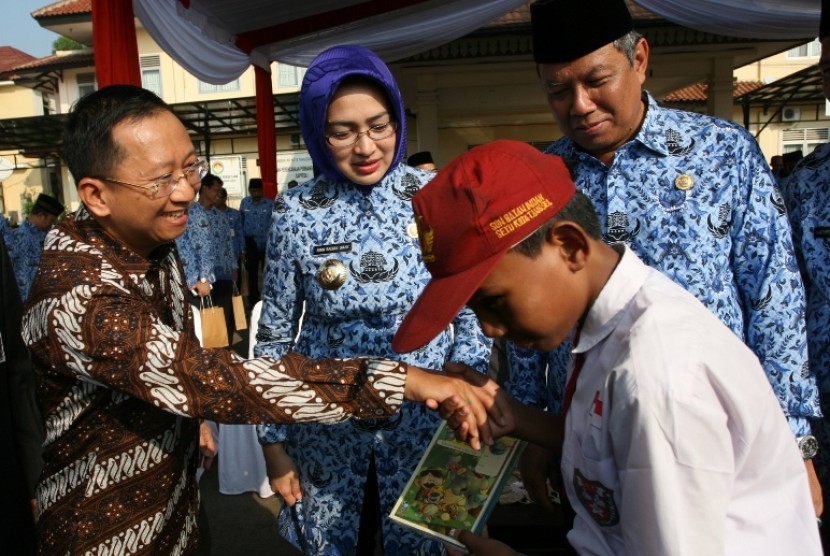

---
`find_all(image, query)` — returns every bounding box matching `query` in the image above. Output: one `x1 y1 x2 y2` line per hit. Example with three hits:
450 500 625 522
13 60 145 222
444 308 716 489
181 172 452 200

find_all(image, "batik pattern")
176 202 215 286
781 143 830 487
7 219 47 301
256 164 491 555
240 196 273 252
209 208 237 281
21 205 407 555
222 206 245 260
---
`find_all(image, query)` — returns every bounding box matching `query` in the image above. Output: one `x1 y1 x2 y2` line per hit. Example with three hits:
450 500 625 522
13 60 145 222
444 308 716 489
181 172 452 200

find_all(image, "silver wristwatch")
797 435 818 460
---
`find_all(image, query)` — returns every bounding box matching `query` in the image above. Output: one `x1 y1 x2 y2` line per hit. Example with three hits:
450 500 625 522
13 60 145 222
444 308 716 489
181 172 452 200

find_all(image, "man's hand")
262 443 302 506
445 528 519 556
403 364 511 450
439 362 517 442
199 421 217 470
191 281 212 297
805 458 824 517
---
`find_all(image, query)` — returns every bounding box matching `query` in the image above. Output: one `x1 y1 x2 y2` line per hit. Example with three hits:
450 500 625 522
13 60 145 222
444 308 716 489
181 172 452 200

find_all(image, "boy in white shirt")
393 140 821 556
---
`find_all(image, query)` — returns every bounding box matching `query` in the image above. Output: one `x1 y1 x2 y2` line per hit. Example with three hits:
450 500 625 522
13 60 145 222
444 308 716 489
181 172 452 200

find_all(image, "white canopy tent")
118 0 822 195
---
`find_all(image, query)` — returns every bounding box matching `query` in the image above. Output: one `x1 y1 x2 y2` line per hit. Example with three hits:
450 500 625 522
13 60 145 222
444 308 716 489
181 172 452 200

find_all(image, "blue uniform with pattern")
176 202 215 287
222 206 244 261
255 164 491 555
0 216 11 247
508 92 818 437
781 143 830 486
8 220 47 301
210 208 237 281
239 196 272 252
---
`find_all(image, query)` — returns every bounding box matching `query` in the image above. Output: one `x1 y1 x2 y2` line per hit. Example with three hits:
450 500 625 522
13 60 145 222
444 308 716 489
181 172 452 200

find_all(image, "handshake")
404 361 515 450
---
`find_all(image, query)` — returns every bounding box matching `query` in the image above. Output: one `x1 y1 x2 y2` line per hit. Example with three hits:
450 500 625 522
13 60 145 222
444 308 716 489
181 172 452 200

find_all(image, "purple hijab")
299 45 407 186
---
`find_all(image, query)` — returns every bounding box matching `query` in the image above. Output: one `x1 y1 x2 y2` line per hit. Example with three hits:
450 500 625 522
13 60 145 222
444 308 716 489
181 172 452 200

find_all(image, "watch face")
799 435 819 459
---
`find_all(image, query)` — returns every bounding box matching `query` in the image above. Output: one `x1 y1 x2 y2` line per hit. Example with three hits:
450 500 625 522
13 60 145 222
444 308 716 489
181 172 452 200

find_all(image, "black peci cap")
32 193 64 216
531 0 634 64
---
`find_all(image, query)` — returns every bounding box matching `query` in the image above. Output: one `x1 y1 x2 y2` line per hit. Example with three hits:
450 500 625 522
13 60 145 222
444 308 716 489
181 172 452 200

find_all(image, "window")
278 63 305 88
786 39 821 59
198 79 240 94
782 127 829 157
77 73 97 98
141 55 163 96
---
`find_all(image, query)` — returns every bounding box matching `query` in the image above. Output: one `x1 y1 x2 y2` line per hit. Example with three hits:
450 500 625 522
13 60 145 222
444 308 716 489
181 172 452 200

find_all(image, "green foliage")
52 37 86 52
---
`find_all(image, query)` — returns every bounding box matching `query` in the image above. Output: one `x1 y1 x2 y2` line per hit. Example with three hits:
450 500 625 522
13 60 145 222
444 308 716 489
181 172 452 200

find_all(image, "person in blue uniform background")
255 45 492 555
507 0 821 517
781 0 830 541
8 193 64 301
217 187 244 268
239 178 272 306
176 169 215 302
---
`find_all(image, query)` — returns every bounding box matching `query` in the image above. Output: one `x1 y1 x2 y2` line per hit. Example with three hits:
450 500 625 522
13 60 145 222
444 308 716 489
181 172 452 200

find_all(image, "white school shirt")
561 247 820 556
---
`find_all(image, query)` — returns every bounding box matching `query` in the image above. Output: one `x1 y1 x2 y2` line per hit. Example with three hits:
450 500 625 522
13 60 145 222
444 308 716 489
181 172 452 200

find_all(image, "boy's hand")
262 443 302 506
439 362 517 442
199 421 217 470
518 443 560 512
403 365 508 450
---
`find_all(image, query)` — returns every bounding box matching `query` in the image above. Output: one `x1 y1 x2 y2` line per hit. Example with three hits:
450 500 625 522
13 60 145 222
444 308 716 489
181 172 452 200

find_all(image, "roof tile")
0 46 37 72
32 0 92 19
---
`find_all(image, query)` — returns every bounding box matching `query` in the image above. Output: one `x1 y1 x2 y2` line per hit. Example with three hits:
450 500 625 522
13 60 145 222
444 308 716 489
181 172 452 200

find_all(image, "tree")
52 37 86 52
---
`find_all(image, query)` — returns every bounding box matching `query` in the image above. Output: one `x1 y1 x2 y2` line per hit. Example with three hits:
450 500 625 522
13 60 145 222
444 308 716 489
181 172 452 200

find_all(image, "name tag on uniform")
312 242 352 256
813 227 830 239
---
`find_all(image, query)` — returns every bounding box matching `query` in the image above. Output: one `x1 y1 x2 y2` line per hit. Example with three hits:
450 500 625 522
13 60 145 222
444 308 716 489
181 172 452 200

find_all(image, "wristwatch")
797 435 818 460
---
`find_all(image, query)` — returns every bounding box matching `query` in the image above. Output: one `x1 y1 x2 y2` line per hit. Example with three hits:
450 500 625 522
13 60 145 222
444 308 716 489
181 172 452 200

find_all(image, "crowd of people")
4 0 830 554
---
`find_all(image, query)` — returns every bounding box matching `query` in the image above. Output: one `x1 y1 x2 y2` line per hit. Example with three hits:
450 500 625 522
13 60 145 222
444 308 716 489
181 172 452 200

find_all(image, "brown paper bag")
232 283 247 331
200 295 229 348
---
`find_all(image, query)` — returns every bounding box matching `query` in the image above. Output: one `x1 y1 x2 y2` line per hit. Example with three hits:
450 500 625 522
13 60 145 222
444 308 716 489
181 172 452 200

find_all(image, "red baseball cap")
392 140 575 353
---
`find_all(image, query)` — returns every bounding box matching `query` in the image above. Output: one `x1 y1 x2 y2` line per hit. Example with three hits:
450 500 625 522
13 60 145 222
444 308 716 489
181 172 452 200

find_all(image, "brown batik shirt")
21 206 406 555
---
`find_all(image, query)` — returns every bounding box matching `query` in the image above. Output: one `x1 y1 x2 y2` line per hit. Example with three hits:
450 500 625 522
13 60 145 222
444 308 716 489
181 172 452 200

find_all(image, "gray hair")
613 30 644 67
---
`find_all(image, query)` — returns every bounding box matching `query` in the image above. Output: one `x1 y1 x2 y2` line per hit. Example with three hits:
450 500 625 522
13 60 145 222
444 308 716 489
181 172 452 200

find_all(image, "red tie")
562 344 585 414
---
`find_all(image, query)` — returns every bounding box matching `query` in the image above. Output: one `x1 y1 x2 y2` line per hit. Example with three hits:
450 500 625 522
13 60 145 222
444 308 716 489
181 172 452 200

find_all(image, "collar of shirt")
576 245 648 358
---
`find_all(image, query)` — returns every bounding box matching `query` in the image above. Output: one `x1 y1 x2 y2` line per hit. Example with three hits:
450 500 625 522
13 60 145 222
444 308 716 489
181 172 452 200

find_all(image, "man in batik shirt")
240 178 272 305
20 84 503 555
176 175 216 301
8 193 63 300
217 187 244 266
781 0 830 538
507 0 821 515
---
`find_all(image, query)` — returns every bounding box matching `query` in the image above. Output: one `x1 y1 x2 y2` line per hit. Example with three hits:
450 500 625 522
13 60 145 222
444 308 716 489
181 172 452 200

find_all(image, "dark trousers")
244 237 264 306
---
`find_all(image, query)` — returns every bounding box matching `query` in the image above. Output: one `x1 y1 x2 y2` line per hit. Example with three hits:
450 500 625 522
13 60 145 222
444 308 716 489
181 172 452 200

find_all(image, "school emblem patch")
573 469 619 526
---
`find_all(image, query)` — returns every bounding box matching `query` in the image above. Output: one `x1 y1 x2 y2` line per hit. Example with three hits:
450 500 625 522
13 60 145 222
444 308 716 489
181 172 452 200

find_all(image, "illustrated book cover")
389 420 526 551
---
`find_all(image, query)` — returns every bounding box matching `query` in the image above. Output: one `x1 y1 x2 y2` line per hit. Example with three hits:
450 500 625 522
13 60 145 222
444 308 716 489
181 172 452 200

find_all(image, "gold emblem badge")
316 259 348 290
415 215 435 263
406 221 419 239
675 174 694 191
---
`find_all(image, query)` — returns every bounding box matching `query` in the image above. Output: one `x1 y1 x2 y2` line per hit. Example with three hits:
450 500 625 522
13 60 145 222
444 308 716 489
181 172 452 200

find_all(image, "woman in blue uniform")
255 45 491 555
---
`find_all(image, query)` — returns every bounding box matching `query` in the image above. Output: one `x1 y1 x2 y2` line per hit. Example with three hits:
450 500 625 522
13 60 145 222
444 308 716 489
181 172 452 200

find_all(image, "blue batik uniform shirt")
222 206 244 260
509 92 818 436
175 202 215 286
239 196 272 252
210 208 237 281
782 143 830 475
8 219 47 301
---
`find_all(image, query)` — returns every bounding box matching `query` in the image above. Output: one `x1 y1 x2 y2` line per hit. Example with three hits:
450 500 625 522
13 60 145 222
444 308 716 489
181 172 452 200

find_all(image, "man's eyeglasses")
325 121 397 148
103 159 208 199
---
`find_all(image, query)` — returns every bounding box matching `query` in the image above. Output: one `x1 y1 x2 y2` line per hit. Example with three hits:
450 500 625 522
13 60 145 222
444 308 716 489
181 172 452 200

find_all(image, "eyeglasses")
325 121 397 148
103 159 208 199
